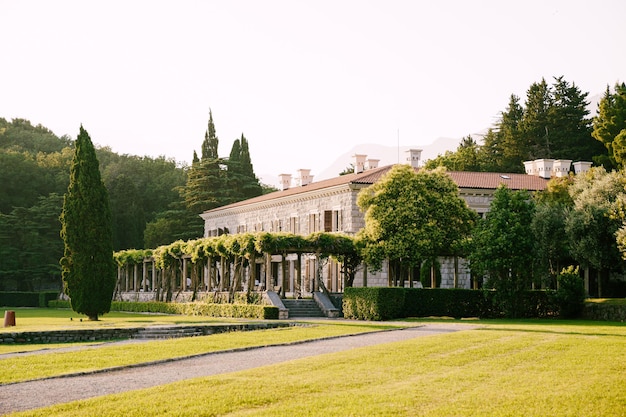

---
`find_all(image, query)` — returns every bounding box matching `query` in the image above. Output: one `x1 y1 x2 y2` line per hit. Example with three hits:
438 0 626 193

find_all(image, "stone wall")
0 322 291 344
583 303 626 321
0 328 139 344
439 257 472 289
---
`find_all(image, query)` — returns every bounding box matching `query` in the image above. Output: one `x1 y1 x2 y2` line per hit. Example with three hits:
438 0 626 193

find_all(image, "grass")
7 320 625 417
0 320 401 384
0 307 242 333
586 298 626 306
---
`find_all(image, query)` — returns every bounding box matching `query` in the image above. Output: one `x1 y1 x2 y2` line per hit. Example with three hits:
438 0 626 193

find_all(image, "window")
309 213 319 233
289 216 299 234
324 210 342 232
271 219 282 232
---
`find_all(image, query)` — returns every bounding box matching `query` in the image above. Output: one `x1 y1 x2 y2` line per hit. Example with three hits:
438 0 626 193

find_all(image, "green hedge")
48 300 279 320
343 287 406 320
343 288 561 320
0 291 60 307
403 288 493 318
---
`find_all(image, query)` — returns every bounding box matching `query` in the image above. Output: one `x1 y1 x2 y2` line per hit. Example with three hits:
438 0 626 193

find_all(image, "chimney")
552 160 572 177
278 173 292 191
573 161 592 175
523 160 537 176
353 154 367 174
296 169 313 186
533 159 554 179
405 149 422 168
365 158 380 170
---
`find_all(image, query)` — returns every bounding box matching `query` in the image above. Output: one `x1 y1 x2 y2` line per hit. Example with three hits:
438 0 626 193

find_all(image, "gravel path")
0 323 471 414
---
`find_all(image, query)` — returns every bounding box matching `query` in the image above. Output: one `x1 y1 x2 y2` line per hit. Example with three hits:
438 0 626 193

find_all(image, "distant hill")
316 136 466 180
257 136 467 187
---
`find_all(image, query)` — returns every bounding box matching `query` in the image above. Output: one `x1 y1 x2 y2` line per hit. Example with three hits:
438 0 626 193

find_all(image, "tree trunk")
430 260 436 288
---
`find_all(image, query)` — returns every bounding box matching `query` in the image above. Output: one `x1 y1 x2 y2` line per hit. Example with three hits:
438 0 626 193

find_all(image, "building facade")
200 151 577 296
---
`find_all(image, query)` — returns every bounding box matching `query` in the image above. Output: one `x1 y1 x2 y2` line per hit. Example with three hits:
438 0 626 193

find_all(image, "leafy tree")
0 194 64 291
143 206 204 248
60 126 116 321
531 202 570 287
0 152 60 213
534 175 574 206
100 152 187 249
0 117 71 154
531 175 576 287
469 186 536 317
425 135 482 171
357 165 476 284
592 82 626 168
566 167 626 297
554 266 586 318
108 174 145 250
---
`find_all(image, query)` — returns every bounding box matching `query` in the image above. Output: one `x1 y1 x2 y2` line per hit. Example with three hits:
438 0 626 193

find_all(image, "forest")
1 77 624 292
0 112 269 291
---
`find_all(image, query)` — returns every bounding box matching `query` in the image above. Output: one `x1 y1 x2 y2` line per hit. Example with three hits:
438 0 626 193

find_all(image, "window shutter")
324 210 332 232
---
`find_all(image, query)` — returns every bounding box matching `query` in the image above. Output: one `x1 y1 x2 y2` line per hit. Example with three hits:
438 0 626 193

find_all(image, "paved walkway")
0 323 472 414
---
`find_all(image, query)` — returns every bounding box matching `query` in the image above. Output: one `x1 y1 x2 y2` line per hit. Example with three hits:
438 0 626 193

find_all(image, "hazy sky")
2 0 625 182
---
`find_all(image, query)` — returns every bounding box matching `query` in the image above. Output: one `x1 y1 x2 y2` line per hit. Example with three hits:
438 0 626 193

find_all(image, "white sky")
2 0 625 182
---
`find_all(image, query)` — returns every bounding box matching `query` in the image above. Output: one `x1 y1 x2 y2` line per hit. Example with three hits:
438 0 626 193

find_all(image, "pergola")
113 232 361 303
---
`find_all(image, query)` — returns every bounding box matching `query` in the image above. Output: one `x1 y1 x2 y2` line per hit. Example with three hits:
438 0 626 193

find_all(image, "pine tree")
225 137 243 204
239 134 262 199
592 82 626 168
520 78 552 160
201 110 219 160
499 94 526 172
180 111 227 213
59 126 116 321
548 77 603 163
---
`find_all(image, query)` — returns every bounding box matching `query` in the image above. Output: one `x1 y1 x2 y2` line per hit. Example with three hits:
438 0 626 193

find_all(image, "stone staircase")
133 325 204 340
282 299 326 318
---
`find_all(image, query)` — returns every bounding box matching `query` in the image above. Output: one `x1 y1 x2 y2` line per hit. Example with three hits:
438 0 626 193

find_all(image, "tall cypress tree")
238 134 262 199
180 110 228 213
59 126 116 321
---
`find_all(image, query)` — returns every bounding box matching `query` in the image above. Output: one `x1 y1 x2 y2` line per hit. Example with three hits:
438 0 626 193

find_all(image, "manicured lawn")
0 307 241 333
6 320 626 417
0 320 401 384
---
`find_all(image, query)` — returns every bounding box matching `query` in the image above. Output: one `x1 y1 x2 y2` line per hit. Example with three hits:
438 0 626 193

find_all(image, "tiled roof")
447 171 549 191
202 165 548 214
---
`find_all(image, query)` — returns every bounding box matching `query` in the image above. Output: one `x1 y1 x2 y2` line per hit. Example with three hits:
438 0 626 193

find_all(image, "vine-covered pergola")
113 232 362 302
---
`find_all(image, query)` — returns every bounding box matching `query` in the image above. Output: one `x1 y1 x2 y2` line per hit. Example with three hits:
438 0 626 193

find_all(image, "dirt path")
0 324 471 415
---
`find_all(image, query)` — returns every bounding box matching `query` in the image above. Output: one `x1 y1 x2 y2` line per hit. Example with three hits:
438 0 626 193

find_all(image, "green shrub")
555 266 586 318
38 291 60 307
344 287 561 321
173 302 277 319
404 288 492 318
343 287 405 320
1 292 53 307
48 299 278 319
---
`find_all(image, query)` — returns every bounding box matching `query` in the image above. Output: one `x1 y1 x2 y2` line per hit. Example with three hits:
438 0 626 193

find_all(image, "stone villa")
197 150 590 296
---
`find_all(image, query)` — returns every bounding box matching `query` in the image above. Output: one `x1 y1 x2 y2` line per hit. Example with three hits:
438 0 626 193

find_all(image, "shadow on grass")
402 316 626 338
